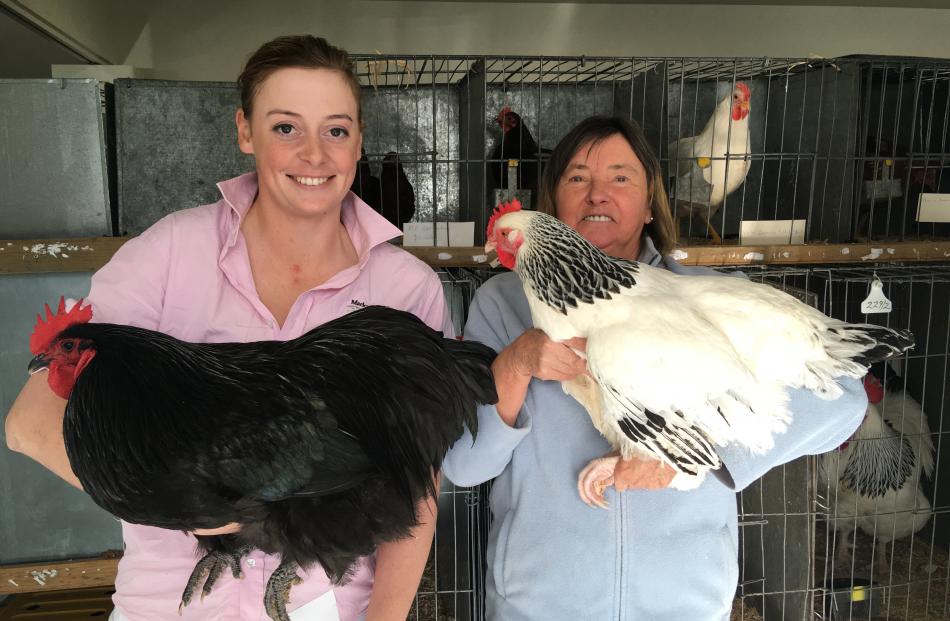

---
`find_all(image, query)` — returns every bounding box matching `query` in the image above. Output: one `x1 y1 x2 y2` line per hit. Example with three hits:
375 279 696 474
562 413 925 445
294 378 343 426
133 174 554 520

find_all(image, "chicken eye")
62 341 74 352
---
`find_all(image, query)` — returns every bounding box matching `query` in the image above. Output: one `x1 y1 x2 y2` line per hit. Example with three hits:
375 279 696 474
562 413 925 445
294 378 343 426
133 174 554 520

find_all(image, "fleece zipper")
617 493 626 621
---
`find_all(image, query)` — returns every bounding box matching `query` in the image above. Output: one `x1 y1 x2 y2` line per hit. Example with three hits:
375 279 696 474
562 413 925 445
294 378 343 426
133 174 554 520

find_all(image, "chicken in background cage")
733 265 950 621
348 54 949 249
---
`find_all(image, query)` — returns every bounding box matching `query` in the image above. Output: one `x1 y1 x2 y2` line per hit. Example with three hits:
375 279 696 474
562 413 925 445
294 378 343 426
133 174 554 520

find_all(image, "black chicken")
379 151 416 227
350 151 381 211
350 151 416 228
28 299 496 621
487 106 547 200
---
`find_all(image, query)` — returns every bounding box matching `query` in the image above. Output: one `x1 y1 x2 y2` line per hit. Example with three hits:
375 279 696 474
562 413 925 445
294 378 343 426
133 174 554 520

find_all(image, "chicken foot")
264 559 303 621
578 454 619 509
179 544 253 613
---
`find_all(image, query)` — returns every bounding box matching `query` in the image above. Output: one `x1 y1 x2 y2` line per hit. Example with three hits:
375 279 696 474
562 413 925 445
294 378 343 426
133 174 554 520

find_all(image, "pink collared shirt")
86 172 453 620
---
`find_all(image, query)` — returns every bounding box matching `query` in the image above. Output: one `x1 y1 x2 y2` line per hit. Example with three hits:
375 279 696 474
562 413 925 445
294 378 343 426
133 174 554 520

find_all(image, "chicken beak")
28 354 50 375
485 239 497 254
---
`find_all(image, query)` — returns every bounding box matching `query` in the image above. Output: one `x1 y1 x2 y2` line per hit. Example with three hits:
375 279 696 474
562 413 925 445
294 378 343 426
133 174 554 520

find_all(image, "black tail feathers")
847 325 915 367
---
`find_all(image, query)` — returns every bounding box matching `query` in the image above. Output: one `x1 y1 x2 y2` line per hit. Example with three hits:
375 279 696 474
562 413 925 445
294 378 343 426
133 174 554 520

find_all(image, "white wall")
8 1 950 81
3 0 149 64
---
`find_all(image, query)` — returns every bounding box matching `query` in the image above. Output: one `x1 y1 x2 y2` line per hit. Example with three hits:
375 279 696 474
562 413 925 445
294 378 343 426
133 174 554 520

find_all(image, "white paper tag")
402 222 475 247
739 219 806 245
860 277 892 314
916 193 950 223
290 589 340 621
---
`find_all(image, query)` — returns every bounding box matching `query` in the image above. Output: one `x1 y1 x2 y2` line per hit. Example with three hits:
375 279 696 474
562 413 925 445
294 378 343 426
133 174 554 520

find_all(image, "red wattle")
863 374 885 404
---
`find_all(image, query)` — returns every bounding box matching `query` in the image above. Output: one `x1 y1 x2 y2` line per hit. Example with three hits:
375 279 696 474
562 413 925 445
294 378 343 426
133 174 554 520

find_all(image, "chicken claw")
264 559 303 621
179 544 252 614
578 455 620 509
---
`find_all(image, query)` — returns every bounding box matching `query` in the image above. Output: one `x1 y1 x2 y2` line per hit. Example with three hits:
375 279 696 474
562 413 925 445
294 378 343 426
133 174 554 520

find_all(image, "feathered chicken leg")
264 559 303 621
179 543 253 613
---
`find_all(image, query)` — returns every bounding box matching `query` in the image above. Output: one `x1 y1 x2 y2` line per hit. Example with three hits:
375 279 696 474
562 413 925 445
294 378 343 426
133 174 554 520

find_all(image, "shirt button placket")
239 551 266 620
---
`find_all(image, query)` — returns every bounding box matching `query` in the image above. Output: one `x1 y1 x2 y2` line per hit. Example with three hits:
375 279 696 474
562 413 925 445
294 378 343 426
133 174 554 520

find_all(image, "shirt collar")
215 172 403 264
636 234 664 266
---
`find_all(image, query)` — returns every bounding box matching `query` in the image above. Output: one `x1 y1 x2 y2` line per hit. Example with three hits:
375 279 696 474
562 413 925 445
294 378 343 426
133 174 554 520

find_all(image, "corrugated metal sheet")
0 79 112 238
114 79 254 235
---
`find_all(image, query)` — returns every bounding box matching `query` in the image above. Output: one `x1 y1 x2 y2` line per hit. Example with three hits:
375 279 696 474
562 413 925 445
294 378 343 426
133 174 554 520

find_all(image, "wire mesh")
735 263 950 620
348 54 950 248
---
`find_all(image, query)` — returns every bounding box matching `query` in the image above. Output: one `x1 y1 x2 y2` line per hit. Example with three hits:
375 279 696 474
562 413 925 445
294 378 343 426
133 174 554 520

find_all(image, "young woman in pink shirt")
6 35 451 621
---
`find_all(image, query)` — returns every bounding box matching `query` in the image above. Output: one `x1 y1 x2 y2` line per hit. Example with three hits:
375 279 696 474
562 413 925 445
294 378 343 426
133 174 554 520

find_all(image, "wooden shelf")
1 238 949 274
0 557 118 595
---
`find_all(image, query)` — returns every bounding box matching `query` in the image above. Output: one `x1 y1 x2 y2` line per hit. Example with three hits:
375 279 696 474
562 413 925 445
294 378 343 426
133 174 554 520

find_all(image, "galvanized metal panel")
361 86 460 222
0 273 122 564
114 79 254 235
0 79 111 238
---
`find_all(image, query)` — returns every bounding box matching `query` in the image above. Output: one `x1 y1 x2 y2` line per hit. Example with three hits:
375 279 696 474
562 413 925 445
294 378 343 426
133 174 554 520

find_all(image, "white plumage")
487 208 914 501
819 374 934 573
668 82 752 242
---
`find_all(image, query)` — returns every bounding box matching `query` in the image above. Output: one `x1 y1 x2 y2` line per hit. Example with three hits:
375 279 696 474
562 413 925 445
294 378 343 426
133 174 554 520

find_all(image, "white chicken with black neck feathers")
485 201 914 505
820 369 934 574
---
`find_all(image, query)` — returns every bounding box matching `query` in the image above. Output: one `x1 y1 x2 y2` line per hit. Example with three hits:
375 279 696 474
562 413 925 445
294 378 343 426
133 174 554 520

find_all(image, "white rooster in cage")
819 364 935 575
485 203 915 506
668 82 752 243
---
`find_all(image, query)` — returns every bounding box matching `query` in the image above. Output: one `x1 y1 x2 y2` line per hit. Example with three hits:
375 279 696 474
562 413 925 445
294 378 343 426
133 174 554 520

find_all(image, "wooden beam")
0 557 118 594
0 238 127 275
1 238 949 274
673 241 950 266
0 238 496 274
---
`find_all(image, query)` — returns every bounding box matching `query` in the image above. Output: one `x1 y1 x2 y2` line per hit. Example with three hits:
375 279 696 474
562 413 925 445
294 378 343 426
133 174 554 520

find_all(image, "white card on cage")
402 222 475 247
860 279 892 314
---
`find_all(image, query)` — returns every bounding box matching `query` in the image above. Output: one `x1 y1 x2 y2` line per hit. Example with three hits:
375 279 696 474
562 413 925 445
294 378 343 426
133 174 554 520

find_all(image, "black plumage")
487 107 548 200
350 151 416 228
39 306 496 620
379 151 416 227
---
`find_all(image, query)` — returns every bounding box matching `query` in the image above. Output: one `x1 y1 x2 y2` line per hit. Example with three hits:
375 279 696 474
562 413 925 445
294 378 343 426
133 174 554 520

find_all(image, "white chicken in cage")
668 82 753 243
819 367 935 575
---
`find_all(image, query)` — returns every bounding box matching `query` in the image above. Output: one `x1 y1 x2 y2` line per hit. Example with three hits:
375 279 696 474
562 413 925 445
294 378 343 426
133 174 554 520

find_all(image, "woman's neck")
242 196 357 272
240 195 360 327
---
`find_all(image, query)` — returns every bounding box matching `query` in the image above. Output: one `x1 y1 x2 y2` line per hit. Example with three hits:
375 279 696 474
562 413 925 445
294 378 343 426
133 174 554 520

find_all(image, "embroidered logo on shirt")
346 299 368 312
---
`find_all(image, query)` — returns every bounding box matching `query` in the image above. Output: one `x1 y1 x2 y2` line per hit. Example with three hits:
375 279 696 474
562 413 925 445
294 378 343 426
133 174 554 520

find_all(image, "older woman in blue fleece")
442 116 866 621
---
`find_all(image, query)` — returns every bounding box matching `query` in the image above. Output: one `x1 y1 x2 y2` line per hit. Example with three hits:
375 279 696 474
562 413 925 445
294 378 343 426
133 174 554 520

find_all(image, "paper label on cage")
402 222 475 247
916 193 950 223
739 219 805 245
860 280 892 314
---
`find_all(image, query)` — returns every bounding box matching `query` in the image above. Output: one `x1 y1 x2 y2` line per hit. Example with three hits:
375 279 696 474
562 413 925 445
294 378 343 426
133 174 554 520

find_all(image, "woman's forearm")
490 348 533 427
5 372 82 489
364 492 438 621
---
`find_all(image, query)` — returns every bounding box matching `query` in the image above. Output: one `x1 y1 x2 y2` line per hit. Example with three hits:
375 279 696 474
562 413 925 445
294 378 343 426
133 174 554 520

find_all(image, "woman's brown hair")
536 116 676 255
237 35 362 123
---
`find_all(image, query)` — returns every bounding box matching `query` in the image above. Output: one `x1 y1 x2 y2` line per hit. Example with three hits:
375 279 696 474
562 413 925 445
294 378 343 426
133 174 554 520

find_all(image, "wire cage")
734 263 950 621
408 268 495 621
426 264 950 621
349 54 950 247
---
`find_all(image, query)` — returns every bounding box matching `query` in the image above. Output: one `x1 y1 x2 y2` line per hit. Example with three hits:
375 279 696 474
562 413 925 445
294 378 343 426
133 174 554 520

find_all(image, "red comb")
863 373 885 405
736 82 750 99
486 198 523 240
29 297 93 355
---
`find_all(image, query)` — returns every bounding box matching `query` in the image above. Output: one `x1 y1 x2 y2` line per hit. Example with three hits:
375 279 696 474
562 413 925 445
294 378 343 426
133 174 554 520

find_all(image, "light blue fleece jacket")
441 237 867 621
